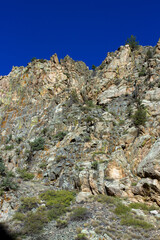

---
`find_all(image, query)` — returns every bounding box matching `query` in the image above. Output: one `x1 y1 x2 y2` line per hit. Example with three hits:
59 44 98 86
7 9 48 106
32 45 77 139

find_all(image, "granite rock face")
1 40 160 228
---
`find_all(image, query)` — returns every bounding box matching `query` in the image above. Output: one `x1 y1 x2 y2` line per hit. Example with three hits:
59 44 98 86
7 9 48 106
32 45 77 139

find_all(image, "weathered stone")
76 192 92 203
137 138 160 179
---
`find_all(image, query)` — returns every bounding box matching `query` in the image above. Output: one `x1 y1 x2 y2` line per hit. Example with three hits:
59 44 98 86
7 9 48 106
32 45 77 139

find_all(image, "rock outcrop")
1 40 160 239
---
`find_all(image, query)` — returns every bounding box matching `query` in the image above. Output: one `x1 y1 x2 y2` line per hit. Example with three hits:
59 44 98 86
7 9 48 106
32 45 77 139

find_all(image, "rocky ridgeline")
1 40 160 239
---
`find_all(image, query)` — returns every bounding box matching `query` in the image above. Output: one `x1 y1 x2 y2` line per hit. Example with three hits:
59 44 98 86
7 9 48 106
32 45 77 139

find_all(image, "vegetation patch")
114 203 131 215
56 219 68 228
129 202 158 211
30 137 45 151
17 168 34 181
40 190 75 208
0 157 17 192
75 233 88 240
95 194 121 205
4 144 14 150
19 197 40 212
23 209 48 234
120 216 153 229
70 207 89 221
91 161 98 170
53 131 67 141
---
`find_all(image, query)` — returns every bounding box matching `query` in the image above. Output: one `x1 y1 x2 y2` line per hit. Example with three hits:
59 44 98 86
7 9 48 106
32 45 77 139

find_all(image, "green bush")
139 67 146 77
40 190 75 208
20 197 40 212
53 132 67 141
146 49 152 60
31 57 37 62
17 168 34 181
4 144 14 150
126 35 139 51
70 207 89 221
92 65 96 70
56 219 68 228
95 195 120 205
114 203 131 215
30 137 45 151
129 202 158 211
47 204 67 220
70 89 79 103
91 161 98 170
120 216 153 229
23 210 48 234
132 104 147 127
1 175 18 191
13 212 25 221
0 157 6 176
75 233 88 240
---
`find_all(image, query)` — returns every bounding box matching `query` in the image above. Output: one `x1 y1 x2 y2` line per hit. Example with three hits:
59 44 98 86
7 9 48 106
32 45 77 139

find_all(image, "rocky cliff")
1 40 160 240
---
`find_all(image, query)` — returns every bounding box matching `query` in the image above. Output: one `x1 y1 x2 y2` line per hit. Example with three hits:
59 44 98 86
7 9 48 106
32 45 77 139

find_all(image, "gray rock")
137 138 160 179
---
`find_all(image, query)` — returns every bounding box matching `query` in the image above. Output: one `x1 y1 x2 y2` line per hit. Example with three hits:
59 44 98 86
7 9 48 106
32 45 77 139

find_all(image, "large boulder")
137 138 160 179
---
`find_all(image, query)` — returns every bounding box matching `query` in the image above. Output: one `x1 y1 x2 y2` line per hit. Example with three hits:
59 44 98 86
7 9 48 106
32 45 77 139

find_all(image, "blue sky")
0 0 159 75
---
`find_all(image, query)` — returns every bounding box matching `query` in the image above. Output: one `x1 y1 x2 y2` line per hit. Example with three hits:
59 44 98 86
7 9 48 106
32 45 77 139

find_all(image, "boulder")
137 138 160 179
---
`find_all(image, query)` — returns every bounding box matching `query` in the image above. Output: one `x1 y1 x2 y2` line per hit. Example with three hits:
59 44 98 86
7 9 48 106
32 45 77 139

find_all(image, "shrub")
95 195 120 205
30 137 45 151
40 190 75 208
17 168 34 181
92 65 96 70
70 89 79 103
132 104 147 127
23 210 48 234
5 134 12 144
4 144 14 150
47 204 67 220
15 137 22 144
56 219 68 228
125 35 139 51
31 57 37 62
91 161 98 170
20 197 40 212
70 207 89 221
0 158 6 176
120 216 153 229
53 132 67 141
39 161 47 169
75 233 88 240
139 67 146 77
13 212 25 221
129 202 158 211
146 49 152 60
114 203 131 215
1 175 18 191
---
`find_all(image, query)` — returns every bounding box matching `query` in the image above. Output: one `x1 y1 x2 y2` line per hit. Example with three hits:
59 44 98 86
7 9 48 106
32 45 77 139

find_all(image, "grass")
95 194 121 205
114 203 131 215
121 216 153 229
70 207 89 221
129 202 158 211
17 168 34 181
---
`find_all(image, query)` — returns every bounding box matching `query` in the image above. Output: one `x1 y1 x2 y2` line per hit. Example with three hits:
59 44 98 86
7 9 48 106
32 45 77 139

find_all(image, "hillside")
1 39 160 240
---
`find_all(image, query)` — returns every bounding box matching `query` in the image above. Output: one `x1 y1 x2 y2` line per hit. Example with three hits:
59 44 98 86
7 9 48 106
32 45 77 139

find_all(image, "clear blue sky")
0 0 159 75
